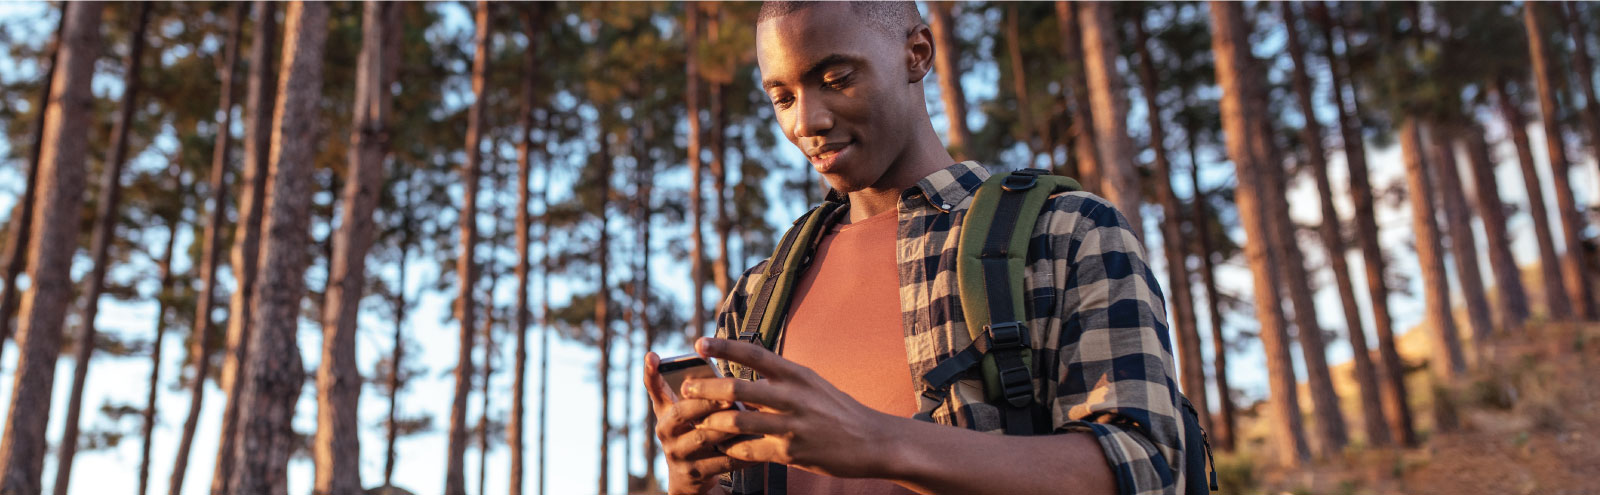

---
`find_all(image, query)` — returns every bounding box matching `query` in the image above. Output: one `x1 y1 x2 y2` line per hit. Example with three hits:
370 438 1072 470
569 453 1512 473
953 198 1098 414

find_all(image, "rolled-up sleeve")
1045 194 1186 495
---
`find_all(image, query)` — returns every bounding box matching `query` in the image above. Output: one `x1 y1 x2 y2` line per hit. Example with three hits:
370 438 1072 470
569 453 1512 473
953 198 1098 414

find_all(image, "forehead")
756 4 892 83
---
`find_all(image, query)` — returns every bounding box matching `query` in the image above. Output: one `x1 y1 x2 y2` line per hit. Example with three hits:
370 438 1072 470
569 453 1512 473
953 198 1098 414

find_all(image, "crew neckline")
830 207 897 234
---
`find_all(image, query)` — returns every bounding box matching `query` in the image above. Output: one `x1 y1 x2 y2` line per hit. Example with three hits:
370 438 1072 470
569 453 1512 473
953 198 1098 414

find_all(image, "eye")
771 93 795 110
822 73 852 91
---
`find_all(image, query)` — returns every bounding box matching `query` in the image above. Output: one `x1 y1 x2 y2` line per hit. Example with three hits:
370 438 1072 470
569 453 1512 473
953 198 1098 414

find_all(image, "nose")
791 93 834 138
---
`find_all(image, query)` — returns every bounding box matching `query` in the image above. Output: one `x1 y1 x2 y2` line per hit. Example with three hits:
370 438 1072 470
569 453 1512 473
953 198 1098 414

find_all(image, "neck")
843 119 955 223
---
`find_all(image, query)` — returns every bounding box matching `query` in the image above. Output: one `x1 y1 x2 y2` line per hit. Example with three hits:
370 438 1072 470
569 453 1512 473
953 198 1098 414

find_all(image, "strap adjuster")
736 331 761 343
985 321 1030 351
997 362 1033 407
1001 170 1042 192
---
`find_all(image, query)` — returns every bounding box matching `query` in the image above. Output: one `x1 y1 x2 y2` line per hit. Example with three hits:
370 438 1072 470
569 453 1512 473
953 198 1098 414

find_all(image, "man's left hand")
680 337 901 480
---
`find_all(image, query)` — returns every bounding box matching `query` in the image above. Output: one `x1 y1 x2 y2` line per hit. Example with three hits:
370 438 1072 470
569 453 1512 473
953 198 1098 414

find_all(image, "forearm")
877 416 1116 495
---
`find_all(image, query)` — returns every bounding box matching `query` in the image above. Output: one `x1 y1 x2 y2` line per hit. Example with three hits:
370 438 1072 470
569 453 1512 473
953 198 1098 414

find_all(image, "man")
644 2 1188 494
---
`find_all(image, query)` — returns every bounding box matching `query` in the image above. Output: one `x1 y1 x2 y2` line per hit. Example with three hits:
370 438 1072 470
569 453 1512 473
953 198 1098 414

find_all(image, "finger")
681 377 799 412
665 426 739 459
697 338 803 382
701 409 793 436
722 435 792 465
677 454 755 482
644 352 675 412
659 399 734 436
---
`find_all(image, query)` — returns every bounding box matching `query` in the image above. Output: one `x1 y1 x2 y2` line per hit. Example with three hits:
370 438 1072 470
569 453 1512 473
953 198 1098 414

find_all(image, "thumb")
643 352 675 413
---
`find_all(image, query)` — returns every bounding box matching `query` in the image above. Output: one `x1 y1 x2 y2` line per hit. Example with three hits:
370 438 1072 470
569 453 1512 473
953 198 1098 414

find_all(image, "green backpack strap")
729 200 844 379
917 168 1079 435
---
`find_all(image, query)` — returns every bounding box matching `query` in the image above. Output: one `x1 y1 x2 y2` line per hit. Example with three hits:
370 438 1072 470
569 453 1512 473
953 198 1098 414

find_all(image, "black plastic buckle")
997 363 1033 407
736 331 762 343
1000 171 1040 192
985 321 1030 351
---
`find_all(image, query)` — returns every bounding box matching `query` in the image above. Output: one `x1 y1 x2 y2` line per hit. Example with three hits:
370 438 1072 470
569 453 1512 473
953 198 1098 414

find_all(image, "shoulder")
1035 190 1135 240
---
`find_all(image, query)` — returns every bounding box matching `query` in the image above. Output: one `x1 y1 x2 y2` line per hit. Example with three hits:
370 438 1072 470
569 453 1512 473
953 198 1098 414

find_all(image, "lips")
807 141 852 172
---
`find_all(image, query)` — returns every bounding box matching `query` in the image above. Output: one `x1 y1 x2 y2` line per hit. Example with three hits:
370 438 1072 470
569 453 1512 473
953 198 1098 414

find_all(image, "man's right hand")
645 351 751 495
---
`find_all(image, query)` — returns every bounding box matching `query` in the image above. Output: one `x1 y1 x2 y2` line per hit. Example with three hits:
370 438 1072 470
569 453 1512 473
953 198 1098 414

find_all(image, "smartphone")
657 353 749 411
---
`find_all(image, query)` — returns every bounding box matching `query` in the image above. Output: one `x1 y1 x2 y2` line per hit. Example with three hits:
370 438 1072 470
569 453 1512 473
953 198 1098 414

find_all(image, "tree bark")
1429 127 1495 354
1078 1 1142 236
926 1 971 160
1311 0 1416 446
228 3 326 493
0 12 66 358
1132 19 1207 433
636 121 659 493
1054 1 1100 195
1524 2 1599 320
446 4 490 494
54 6 151 494
537 137 553 495
383 184 411 489
1563 2 1600 194
1462 125 1532 331
1400 122 1468 380
1186 136 1234 452
210 3 278 492
686 3 707 337
0 3 101 493
1492 77 1571 320
510 8 540 495
1207 1 1310 467
314 3 398 493
169 6 241 494
596 132 615 495
1281 1 1387 448
1006 3 1039 165
138 165 186 495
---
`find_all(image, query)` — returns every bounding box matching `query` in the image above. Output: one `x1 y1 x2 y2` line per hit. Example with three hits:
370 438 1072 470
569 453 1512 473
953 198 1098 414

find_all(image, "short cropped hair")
756 1 923 40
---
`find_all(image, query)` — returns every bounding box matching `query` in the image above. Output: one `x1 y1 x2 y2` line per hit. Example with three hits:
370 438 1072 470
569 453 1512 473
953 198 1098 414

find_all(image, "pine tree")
0 13 66 362
1054 1 1100 195
446 3 491 494
1078 1 1142 235
1462 124 1532 331
926 1 971 160
137 163 187 495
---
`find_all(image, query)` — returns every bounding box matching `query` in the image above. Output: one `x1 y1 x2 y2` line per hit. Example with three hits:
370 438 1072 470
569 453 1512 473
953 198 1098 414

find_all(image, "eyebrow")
762 54 866 91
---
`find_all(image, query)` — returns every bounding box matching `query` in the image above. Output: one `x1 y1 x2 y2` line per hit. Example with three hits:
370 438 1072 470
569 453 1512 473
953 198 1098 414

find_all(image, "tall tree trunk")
1563 2 1600 190
53 6 150 494
0 13 66 357
636 122 659 493
596 133 615 495
1054 2 1100 195
169 6 241 494
1207 0 1310 467
447 4 490 494
1132 19 1207 432
1078 1 1143 237
1311 0 1416 446
1186 136 1234 452
1524 2 1599 320
1280 1 1387 448
510 9 540 495
708 5 732 299
1493 78 1571 320
210 3 278 492
686 3 707 336
228 3 327 493
537 144 553 495
383 183 412 489
478 197 500 495
1430 127 1495 353
1006 3 1039 166
926 1 971 160
1463 125 1532 331
315 4 397 493
1400 122 1468 380
0 4 101 493
138 165 186 495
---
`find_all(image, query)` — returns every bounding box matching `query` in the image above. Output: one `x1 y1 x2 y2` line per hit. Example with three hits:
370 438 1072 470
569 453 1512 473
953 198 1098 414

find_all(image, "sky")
1 2 1599 495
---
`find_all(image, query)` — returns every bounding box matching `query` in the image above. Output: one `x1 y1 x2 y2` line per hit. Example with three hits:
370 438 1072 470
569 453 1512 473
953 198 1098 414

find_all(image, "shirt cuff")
1059 420 1177 495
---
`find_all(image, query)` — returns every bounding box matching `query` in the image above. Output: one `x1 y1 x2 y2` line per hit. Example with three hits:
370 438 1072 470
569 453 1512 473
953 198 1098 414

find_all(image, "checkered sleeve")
711 260 770 494
1044 193 1186 495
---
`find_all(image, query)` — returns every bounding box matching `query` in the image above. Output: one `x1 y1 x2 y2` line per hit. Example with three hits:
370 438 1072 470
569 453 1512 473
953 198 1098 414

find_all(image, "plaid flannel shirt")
714 161 1189 495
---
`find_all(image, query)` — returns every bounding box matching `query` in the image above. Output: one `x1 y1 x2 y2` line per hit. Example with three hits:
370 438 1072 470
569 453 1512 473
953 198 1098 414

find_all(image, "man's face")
756 4 916 193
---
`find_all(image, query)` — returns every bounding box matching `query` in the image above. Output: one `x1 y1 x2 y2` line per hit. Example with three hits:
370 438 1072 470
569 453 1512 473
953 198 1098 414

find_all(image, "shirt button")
941 203 952 210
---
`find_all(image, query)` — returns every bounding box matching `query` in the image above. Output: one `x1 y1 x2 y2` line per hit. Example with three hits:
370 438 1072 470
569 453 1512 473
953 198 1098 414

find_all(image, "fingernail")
697 338 716 353
682 381 699 396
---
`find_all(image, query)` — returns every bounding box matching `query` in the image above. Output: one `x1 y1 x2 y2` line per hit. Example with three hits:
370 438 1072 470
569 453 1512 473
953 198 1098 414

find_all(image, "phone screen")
657 353 749 411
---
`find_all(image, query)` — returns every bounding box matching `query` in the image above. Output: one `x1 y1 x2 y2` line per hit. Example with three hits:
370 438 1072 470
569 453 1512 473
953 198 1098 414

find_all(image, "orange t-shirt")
777 209 918 495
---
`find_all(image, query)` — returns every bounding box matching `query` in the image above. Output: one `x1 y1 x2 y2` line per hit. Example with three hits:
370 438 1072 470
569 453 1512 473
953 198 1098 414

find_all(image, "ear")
906 23 934 84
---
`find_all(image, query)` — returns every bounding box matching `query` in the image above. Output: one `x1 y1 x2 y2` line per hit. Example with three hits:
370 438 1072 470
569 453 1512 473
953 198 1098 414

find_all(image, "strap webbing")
739 202 841 352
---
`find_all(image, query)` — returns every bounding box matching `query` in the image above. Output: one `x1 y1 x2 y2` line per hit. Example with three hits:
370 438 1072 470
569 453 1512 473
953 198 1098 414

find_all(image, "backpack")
728 168 1215 494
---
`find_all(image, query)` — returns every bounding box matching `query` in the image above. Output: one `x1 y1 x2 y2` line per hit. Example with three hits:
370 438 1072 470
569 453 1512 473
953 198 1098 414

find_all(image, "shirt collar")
821 161 991 213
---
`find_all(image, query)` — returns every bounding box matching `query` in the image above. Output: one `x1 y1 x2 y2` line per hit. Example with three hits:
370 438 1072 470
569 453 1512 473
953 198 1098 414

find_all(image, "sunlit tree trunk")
509 8 540 495
686 3 707 336
1078 1 1142 235
447 4 490 495
1312 0 1416 446
1132 19 1207 432
1430 127 1495 354
138 164 185 495
926 1 971 160
1281 1 1388 448
1400 122 1468 380
0 13 65 359
53 6 150 494
1462 125 1532 332
170 6 242 493
228 3 327 493
0 3 101 493
210 3 278 492
1492 77 1571 321
314 3 398 493
1207 0 1310 467
1054 1 1100 195
1524 1 1598 320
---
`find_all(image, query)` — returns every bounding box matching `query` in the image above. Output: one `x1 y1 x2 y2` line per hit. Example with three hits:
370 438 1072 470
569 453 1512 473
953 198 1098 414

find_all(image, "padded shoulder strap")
737 201 843 354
